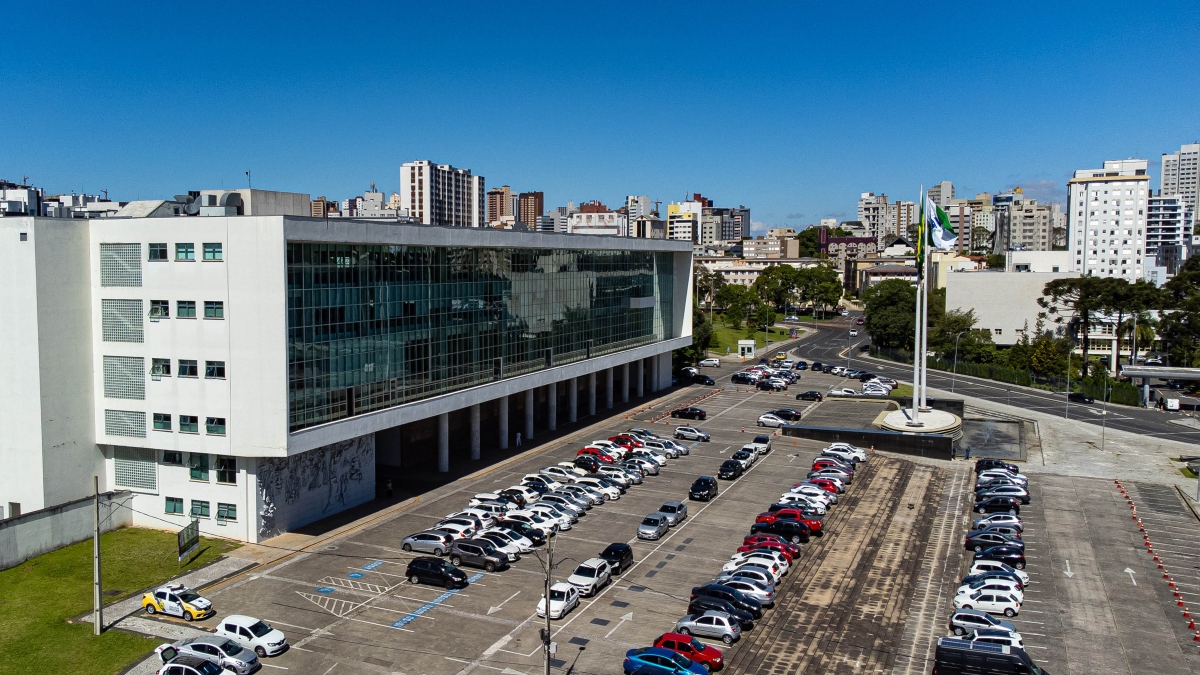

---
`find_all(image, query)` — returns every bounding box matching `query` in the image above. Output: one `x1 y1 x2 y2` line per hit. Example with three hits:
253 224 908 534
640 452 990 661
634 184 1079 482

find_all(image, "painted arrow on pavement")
1124 568 1137 585
604 612 634 639
1063 560 1074 578
488 591 521 615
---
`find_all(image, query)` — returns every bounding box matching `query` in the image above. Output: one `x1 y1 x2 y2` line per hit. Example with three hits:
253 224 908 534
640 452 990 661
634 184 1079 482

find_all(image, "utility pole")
93 476 103 635
1065 351 1071 419
1101 380 1108 451
541 532 556 675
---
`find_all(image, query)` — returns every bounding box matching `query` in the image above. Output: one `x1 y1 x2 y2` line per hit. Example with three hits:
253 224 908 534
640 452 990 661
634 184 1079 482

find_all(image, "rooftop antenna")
102 189 108 200
246 170 252 189
23 175 30 185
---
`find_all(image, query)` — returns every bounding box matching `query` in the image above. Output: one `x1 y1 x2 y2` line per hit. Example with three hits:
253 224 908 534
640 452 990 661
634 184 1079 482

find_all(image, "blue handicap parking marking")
316 587 335 594
347 572 364 579
390 573 485 629
362 560 385 571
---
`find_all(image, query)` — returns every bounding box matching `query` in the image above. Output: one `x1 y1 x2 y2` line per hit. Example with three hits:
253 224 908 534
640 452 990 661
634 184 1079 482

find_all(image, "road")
790 314 1200 444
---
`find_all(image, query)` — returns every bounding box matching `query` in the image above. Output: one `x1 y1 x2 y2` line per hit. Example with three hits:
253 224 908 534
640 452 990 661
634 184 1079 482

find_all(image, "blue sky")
5 1 1199 234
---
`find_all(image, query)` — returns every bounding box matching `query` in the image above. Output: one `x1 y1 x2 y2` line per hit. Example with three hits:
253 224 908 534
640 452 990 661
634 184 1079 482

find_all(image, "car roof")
662 501 683 507
602 542 631 553
579 557 607 567
549 582 574 591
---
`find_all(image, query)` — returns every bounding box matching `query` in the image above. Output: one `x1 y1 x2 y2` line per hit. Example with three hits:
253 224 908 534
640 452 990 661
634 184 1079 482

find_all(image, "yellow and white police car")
142 583 214 621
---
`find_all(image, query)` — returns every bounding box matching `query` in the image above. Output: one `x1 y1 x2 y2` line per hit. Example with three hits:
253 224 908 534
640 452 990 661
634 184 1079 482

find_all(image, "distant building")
995 197 1059 252
927 180 954 207
400 160 485 227
0 180 42 216
844 256 915 295
698 257 828 287
742 237 781 259
819 218 838 229
728 206 750 241
946 269 1077 346
667 200 702 242
631 215 666 239
893 201 917 242
1145 192 1192 285
518 192 544 227
767 227 797 238
340 186 408 220
1161 142 1199 218
487 185 512 225
817 227 878 270
857 192 891 242
1067 158 1150 279
626 195 654 219
568 201 626 236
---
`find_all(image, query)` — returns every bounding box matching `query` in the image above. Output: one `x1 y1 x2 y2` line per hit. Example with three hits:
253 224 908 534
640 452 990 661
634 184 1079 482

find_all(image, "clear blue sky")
5 1 1199 234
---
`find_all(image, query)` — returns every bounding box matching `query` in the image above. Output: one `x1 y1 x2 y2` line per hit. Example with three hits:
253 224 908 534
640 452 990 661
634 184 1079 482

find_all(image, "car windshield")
661 504 678 513
247 620 273 637
754 436 770 443
573 565 596 578
218 639 243 654
441 561 459 572
549 589 567 601
195 662 224 675
642 517 661 526
479 540 499 553
668 652 692 667
688 637 706 650
722 461 738 468
178 590 202 603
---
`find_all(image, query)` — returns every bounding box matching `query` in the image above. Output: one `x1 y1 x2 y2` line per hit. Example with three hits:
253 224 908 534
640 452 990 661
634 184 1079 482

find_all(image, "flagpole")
908 186 924 426
919 226 931 411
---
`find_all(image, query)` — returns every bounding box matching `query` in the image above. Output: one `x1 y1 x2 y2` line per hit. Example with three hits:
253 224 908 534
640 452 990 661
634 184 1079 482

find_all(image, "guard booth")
738 340 756 358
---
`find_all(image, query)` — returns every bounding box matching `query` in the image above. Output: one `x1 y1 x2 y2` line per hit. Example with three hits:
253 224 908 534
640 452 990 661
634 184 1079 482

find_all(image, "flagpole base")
918 406 933 413
905 421 925 428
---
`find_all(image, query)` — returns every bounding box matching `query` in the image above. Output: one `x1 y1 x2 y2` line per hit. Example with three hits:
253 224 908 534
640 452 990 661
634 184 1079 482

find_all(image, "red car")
608 435 643 449
812 458 853 474
740 534 802 557
755 509 823 536
736 540 795 563
798 478 842 494
576 447 616 463
856 318 865 325
653 632 724 672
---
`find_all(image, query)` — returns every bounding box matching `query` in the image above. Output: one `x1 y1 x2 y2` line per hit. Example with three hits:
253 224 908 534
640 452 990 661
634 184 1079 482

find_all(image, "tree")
678 307 714 363
985 253 1006 269
1038 276 1107 370
794 226 851 258
1159 255 1200 366
862 279 916 349
796 264 842 317
1099 277 1161 373
724 303 746 330
714 283 749 311
752 265 801 310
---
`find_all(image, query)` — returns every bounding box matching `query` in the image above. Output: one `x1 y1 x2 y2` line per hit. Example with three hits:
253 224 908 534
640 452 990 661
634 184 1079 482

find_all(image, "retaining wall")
0 490 134 570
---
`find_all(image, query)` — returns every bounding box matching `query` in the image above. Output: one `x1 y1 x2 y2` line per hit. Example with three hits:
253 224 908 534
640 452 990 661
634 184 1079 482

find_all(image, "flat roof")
1122 366 1200 380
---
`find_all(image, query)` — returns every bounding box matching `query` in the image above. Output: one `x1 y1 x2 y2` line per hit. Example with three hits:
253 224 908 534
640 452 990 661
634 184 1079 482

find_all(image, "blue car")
795 361 808 370
623 647 706 675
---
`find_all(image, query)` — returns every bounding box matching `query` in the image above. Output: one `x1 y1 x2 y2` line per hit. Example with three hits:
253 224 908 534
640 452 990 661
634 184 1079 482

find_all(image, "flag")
915 198 925 279
926 196 958 250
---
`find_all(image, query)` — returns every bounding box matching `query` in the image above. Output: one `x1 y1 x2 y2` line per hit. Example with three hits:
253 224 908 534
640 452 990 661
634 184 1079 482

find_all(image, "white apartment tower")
927 181 954 207
1162 143 1199 218
1067 159 1151 279
400 160 485 227
856 193 890 242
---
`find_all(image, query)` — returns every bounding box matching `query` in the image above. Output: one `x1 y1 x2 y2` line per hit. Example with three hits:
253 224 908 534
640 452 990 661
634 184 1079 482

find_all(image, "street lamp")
1065 350 1072 419
951 330 968 393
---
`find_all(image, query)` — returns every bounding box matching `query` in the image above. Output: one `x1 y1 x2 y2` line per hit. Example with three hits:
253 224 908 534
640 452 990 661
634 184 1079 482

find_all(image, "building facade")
487 185 513 225
996 198 1058 252
518 192 544 228
1162 143 1199 217
400 160 485 228
927 181 954 207
1067 159 1151 279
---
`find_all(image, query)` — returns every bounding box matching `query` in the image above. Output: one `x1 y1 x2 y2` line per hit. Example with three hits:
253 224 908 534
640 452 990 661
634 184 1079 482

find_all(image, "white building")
400 160 485 228
996 198 1060 252
667 201 702 242
1146 193 1192 256
1162 143 1199 217
567 210 627 236
0 181 43 216
1067 159 1151 279
945 270 1077 346
856 192 890 242
625 195 654 219
928 181 954 207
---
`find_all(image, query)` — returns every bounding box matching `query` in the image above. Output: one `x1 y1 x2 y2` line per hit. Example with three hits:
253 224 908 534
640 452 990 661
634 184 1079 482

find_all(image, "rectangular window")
204 301 224 319
179 360 198 377
104 409 146 438
215 456 235 483
150 300 170 318
165 497 184 514
151 358 171 377
217 503 237 521
188 452 208 480
205 361 226 379
203 243 223 261
177 301 196 318
163 451 183 465
100 243 142 287
149 243 168 261
153 413 172 431
190 500 210 518
181 415 200 434
176 243 195 261
113 447 156 490
101 299 144 343
206 417 228 436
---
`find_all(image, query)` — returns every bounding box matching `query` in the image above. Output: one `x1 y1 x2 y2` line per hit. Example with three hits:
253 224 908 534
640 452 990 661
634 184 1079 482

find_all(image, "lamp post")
1065 350 1072 419
951 330 967 393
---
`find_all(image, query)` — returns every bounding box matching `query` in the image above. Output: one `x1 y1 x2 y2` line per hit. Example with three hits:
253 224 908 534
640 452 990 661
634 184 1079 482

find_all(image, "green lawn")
0 527 240 675
709 322 799 354
888 383 915 398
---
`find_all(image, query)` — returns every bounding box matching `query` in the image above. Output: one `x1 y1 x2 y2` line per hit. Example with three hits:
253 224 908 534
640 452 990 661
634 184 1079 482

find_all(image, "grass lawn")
0 527 240 675
889 383 915 398
709 322 798 354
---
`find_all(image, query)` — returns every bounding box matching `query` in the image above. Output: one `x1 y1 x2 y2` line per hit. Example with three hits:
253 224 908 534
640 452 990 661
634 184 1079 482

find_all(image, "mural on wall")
257 435 374 539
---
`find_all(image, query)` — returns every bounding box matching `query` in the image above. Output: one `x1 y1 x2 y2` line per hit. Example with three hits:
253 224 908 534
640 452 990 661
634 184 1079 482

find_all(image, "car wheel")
433 547 444 557
953 626 965 636
722 634 733 645
484 562 496 573
145 604 156 615
409 575 421 585
183 611 194 622
402 543 412 552
1014 561 1025 570
679 627 691 635
1004 608 1016 617
974 545 982 552
960 604 972 610
255 646 267 658
790 535 801 544
445 579 456 590
1008 508 1017 515
450 556 462 565
758 421 764 426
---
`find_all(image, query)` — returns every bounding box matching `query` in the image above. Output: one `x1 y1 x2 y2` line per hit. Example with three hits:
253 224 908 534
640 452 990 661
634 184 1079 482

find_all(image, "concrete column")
649 357 659 393
525 389 535 440
548 382 558 431
437 413 449 473
1143 377 1151 408
470 404 481 460
659 353 671 390
636 359 645 397
569 377 578 423
621 363 630 403
588 372 597 416
498 396 509 450
605 368 614 409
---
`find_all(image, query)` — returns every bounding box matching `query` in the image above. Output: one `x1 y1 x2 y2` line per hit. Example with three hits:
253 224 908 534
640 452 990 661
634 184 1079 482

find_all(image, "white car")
826 443 868 461
585 442 626 459
567 558 612 596
953 589 1021 617
956 579 1024 602
447 509 496 529
757 413 787 428
474 532 522 562
830 366 845 376
820 448 858 465
968 560 1030 585
631 449 668 466
597 465 635 485
978 470 1028 485
537 582 580 619
849 329 859 336
575 477 621 500
541 466 581 483
728 549 790 574
504 485 541 505
554 462 590 477
828 388 858 397
523 474 563 491
722 560 782 584
529 504 574 530
776 494 827 514
215 615 288 658
432 521 475 539
788 484 837 504
699 357 721 367
506 510 557 533
482 527 534 553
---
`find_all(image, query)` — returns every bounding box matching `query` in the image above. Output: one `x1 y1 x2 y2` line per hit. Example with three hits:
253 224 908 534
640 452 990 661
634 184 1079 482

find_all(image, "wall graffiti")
257 435 375 539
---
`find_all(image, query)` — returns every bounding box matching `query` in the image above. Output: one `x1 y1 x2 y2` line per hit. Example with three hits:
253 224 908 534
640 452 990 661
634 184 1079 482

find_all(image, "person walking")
385 478 394 499
515 431 522 447
964 445 972 461
951 444 958 460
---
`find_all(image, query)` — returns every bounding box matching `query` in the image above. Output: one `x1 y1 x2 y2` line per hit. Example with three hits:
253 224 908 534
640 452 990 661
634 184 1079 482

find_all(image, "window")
188 452 208 480
203 243 223 261
181 415 200 434
150 300 170 318
149 243 168 261
217 503 237 521
190 500 210 518
993 328 1003 335
177 301 196 318
151 358 171 376
19 232 27 241
114 447 157 490
165 497 184 514
153 413 172 431
176 243 195 261
163 451 183 465
179 360 198 377
100 243 143 287
215 456 235 483
207 417 228 436
204 301 224 319
205 361 226 379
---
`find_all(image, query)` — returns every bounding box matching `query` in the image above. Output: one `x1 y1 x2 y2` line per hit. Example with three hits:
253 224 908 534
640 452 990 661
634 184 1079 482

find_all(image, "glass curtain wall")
286 243 675 432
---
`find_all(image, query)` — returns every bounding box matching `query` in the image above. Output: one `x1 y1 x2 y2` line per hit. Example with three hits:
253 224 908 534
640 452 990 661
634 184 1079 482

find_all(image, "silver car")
561 484 605 505
657 501 688 526
716 565 775 589
638 514 670 540
401 531 455 556
598 465 637 485
663 439 690 456
674 610 741 644
720 577 775 608
543 492 589 513
167 637 259 675
625 458 659 476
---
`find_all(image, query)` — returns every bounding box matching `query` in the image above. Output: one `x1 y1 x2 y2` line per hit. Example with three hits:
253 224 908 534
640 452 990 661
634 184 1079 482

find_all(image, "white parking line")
258 618 325 633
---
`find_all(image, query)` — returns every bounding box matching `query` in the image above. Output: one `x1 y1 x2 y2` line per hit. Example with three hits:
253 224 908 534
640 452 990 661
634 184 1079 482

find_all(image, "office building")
400 160 485 228
518 192 544 228
927 181 954 207
0 213 691 541
857 192 890 242
1067 159 1151 279
742 237 782 259
667 200 704 242
1162 143 1199 216
487 185 513 225
625 195 654 219
892 201 917 242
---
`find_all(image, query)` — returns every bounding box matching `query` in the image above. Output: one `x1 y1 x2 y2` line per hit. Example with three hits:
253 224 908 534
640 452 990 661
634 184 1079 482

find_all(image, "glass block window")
149 243 168 261
151 358 171 376
206 417 227 436
101 300 144 343
103 356 145 400
217 503 237 521
150 300 169 318
188 452 208 480
176 243 195 261
113 447 156 490
204 301 224 319
178 360 198 377
100 243 142 287
153 413 172 431
163 451 183 465
180 416 199 434
203 243 223 261
104 410 146 438
205 361 225 379
177 301 196 318
165 496 184 514
215 456 235 483
190 500 210 518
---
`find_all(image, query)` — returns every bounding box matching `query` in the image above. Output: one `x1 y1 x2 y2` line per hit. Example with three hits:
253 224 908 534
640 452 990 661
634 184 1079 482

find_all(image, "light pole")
1101 379 1108 451
951 330 967 393
1065 351 1072 419
536 533 557 675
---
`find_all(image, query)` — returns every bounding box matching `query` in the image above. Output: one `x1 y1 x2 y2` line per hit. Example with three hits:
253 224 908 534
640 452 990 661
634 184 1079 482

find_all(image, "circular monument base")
879 408 962 436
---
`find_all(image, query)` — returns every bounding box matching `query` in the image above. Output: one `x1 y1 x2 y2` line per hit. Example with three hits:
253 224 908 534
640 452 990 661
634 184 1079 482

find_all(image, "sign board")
1166 398 1181 411
177 519 200 562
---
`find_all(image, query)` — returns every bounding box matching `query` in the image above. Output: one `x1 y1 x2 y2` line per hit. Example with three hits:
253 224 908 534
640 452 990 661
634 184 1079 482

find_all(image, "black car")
822 364 835 373
671 406 707 420
974 459 1020 475
496 520 547 546
857 372 877 382
934 638 1043 675
767 408 802 422
691 374 716 386
718 460 743 480
1067 392 1094 404
974 496 1021 514
961 570 1025 590
757 379 785 391
686 596 755 629
973 545 1026 570
750 519 810 544
599 542 634 574
406 556 469 588
574 455 602 473
811 362 823 371
520 480 550 495
689 476 719 501
731 372 758 385
496 489 529 508
795 361 808 370
690 583 763 619
964 531 1024 552
795 390 823 402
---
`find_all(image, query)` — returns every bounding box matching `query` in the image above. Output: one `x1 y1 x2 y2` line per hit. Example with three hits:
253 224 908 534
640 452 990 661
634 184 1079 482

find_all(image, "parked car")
675 426 710 441
1067 392 1094 403
152 650 225 675
567 558 612 596
537 582 580 619
715 565 776 590
766 408 802 422
720 577 775 608
967 524 1023 540
953 588 1021 617
731 372 758 385
689 476 719 501
671 407 707 420
638 514 671 540
402 531 455 556
961 627 1025 650
214 615 288 658
685 596 755 629
448 539 509 572
730 449 755 470
755 508 824 536
973 545 1027 570
600 542 635 574
626 457 660 476
810 361 823 371
755 413 786 428
974 496 1021 514
956 579 1025 602
623 646 707 675
718 460 743 480
142 584 214 622
975 485 1031 504
972 513 1023 532
699 358 721 367
975 459 1020 474
947 607 1018 636
163 637 259 674
933 637 1043 675
658 501 688 526
968 559 1030 585
749 519 810 544
653 632 727 670
690 583 763 619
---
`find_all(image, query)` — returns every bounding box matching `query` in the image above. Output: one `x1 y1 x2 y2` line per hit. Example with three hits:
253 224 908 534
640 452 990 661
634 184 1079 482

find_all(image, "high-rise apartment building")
1162 143 1199 218
625 195 654 219
996 198 1058 252
487 185 512 225
1067 159 1150 279
400 160 485 227
927 181 954 207
892 201 916 242
1146 192 1191 256
728 206 750 241
667 201 702 242
857 193 890 242
518 192 544 227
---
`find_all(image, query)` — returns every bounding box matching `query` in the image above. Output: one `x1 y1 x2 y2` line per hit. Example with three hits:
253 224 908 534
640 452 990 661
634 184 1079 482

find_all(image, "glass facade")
286 243 676 432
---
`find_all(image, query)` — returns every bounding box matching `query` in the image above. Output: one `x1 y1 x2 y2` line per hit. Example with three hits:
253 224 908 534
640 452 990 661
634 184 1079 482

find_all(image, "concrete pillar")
548 382 558 431
525 389 535 440
621 363 630 403
1143 377 1151 408
659 353 671 390
649 357 659 393
588 372 597 416
569 377 578 423
437 413 449 473
605 368 614 409
470 404 481 460
499 396 509 450
636 359 645 397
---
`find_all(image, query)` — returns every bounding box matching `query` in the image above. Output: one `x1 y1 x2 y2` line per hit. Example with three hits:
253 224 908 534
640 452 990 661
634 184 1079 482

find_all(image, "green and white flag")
926 196 957 250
